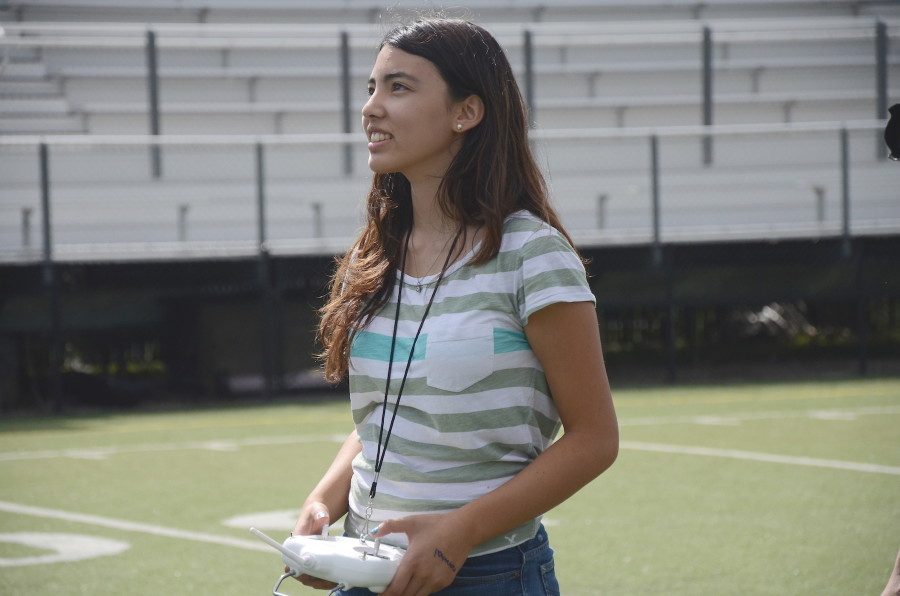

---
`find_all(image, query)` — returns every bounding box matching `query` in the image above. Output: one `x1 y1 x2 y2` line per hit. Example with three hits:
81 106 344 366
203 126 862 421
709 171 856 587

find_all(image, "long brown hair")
318 18 574 382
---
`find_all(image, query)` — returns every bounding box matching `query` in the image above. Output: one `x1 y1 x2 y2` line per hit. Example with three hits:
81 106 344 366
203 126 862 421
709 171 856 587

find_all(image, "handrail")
1 28 887 50
3 0 878 8
0 14 887 34
1 17 894 48
0 118 893 265
0 119 886 147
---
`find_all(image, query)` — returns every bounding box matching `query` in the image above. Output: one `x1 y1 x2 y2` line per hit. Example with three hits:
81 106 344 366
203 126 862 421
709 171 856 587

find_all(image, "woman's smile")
367 129 393 150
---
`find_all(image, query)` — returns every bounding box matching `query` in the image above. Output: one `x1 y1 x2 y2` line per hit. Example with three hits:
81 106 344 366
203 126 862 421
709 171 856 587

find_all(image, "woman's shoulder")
501 210 570 250
503 209 544 232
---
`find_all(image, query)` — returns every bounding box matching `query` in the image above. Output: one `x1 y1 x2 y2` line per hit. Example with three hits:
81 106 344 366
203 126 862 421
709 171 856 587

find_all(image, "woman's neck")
406 212 485 281
409 180 456 237
405 177 484 277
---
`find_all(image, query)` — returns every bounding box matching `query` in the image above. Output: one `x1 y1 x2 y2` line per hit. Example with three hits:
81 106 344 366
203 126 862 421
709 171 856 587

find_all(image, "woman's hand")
372 512 473 596
283 430 359 590
287 502 339 591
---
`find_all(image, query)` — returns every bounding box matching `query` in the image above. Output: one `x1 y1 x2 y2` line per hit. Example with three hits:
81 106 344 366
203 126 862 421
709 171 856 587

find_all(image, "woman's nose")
362 90 383 120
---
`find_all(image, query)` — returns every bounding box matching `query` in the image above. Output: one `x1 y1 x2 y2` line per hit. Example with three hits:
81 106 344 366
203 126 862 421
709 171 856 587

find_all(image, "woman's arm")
455 300 619 541
292 429 360 534
375 300 618 596
290 429 361 590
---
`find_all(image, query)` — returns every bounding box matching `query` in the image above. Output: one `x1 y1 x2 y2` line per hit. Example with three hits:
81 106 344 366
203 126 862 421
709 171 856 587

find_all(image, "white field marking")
0 406 896 462
692 416 741 426
621 442 900 476
0 501 271 552
619 405 900 427
222 509 299 531
2 406 896 464
0 532 130 567
0 433 347 462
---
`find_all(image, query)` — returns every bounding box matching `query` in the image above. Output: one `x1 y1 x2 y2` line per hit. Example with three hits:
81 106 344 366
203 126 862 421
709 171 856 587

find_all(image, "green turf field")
1 377 898 595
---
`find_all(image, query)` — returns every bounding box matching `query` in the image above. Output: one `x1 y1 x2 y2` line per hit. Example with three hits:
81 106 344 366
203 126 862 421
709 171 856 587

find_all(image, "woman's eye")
366 82 408 96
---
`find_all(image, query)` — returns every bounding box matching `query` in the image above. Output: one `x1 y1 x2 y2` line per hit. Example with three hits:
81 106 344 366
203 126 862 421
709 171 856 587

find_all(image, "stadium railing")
1 120 895 264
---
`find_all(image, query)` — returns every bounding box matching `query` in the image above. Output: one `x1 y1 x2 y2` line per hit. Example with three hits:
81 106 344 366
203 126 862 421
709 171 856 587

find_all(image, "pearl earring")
456 123 463 131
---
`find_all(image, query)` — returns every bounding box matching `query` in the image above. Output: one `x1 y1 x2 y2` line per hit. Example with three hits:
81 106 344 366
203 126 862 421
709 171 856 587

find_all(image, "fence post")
813 186 826 223
256 142 277 398
256 143 266 251
312 202 323 239
701 26 713 165
596 193 608 229
340 30 353 175
875 20 888 160
649 134 676 381
40 143 63 410
21 207 32 248
177 205 188 241
855 244 869 376
840 127 851 258
664 252 677 383
145 28 162 178
523 28 535 125
650 134 662 267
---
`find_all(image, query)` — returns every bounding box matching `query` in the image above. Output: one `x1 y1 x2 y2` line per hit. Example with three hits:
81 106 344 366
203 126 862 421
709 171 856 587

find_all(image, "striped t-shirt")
343 210 595 555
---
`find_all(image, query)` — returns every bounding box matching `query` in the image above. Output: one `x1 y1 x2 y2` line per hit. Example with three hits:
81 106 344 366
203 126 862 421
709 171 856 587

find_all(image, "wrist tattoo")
433 548 457 572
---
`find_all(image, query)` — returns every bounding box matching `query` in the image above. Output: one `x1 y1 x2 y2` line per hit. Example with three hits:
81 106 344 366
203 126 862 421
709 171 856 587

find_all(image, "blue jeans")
335 525 560 596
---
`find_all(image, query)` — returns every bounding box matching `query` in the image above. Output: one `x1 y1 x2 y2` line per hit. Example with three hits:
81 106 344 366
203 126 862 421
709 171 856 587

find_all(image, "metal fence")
1 119 896 266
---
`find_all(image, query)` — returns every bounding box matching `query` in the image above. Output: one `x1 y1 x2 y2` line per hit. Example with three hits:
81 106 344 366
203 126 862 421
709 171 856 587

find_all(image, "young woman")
291 18 619 596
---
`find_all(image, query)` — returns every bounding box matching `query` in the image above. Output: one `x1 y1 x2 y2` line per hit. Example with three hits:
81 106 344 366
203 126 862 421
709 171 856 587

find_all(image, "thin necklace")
410 229 458 292
362 230 459 541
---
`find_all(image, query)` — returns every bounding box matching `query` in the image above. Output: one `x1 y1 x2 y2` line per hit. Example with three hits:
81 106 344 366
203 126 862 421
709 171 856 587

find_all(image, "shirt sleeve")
516 225 596 325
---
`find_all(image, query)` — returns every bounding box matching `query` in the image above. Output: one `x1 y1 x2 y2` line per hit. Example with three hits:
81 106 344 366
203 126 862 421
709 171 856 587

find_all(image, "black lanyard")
368 231 459 502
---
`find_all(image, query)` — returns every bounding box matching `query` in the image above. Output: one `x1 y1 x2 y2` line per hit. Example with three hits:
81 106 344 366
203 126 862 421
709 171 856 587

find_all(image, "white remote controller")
249 526 404 594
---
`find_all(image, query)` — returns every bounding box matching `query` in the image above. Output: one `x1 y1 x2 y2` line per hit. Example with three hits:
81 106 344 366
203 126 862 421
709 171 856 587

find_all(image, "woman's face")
362 46 463 182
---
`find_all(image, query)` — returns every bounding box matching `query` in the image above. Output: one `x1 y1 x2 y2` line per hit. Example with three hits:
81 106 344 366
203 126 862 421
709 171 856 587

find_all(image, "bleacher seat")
0 1 898 261
1 16 897 135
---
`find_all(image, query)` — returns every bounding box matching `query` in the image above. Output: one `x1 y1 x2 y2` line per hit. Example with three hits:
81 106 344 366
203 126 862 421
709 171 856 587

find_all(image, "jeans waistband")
517 524 550 562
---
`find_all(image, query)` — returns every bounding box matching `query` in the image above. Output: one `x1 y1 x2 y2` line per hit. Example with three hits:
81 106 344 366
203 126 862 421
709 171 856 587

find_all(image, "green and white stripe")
344 210 594 555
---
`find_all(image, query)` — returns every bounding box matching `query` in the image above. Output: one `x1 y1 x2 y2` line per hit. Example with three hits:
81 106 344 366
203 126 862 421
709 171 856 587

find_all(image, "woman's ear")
454 94 485 133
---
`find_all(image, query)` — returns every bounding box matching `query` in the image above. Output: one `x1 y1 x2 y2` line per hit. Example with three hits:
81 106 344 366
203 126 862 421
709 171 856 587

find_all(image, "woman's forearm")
452 426 617 548
303 429 361 521
452 300 619 548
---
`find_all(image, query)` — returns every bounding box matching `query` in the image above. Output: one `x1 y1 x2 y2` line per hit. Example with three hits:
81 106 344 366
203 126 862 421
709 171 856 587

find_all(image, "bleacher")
0 0 898 262
1 18 897 134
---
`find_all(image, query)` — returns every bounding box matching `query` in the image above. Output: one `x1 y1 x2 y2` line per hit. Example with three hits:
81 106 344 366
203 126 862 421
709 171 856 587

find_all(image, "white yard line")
0 432 896 557
1 407 897 478
0 501 271 552
0 433 346 462
621 441 900 476
2 406 897 463
619 405 900 427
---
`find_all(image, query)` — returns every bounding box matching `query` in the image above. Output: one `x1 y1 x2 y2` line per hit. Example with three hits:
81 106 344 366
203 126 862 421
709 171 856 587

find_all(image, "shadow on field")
3 357 899 428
